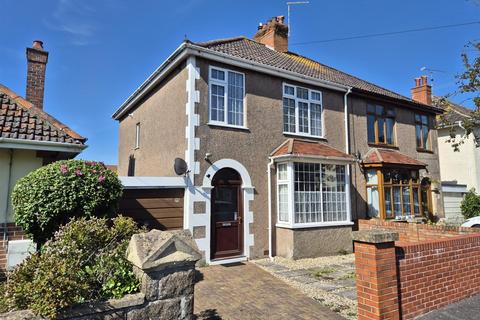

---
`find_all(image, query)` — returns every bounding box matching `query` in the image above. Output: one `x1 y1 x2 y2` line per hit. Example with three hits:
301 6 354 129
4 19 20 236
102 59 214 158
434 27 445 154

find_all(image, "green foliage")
461 188 480 219
2 217 143 319
12 160 123 245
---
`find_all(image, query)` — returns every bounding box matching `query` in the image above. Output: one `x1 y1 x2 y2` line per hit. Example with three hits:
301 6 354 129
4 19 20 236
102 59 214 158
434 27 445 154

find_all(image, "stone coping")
352 230 399 244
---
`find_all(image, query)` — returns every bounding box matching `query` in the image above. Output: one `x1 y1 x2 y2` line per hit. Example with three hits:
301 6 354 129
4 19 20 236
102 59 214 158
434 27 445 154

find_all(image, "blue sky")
1 0 479 164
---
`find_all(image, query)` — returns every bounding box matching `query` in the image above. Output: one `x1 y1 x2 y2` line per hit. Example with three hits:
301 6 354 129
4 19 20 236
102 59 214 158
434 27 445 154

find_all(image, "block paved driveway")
194 262 345 320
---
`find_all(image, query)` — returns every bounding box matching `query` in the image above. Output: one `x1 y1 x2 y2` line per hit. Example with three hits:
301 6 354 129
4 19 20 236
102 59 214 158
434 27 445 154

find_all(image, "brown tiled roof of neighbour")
433 96 474 127
193 37 442 112
271 138 354 161
0 84 86 145
362 148 426 167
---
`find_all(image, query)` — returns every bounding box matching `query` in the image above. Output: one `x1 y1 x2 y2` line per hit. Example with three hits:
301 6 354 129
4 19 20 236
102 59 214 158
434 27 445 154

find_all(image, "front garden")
0 160 145 319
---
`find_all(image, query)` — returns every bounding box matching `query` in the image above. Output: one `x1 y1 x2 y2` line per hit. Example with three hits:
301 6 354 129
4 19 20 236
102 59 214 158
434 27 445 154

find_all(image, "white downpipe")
267 157 275 260
344 88 353 222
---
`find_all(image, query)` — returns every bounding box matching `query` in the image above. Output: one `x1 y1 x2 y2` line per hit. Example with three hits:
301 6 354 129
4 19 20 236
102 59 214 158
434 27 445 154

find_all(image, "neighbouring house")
436 96 477 224
0 41 86 274
113 16 443 263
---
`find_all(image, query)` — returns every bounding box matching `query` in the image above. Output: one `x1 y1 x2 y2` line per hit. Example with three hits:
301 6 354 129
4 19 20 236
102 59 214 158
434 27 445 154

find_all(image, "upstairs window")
283 84 323 137
415 114 430 150
367 104 395 145
209 67 245 127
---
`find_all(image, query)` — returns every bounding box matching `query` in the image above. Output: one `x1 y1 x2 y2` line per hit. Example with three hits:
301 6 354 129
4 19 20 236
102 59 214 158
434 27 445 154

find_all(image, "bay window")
209 66 245 127
283 84 323 137
366 167 431 220
276 162 350 227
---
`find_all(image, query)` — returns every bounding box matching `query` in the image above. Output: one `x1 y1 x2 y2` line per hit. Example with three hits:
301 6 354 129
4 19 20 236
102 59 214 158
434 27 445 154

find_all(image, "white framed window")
135 122 140 149
276 161 351 228
209 66 245 128
283 84 323 138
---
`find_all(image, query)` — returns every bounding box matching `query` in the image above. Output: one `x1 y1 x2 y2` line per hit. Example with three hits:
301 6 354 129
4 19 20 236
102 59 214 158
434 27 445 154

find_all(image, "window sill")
208 122 249 131
283 132 327 141
416 148 434 154
276 221 354 229
367 143 398 149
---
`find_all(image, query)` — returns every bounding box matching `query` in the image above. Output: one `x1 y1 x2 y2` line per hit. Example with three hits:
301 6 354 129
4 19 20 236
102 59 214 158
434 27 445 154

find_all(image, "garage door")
119 188 184 230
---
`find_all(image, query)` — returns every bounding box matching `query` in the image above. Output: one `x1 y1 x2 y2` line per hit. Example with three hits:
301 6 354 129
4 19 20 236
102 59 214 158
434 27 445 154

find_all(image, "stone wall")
1 229 201 320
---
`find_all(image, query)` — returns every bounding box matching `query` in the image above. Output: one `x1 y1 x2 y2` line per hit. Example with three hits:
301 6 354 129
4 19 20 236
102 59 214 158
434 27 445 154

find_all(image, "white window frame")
135 122 140 149
208 66 247 129
276 160 353 229
282 83 324 138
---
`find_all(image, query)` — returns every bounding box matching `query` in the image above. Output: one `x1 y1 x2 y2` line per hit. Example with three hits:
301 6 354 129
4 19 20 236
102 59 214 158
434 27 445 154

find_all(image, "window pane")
367 104 375 114
227 72 244 126
393 186 402 217
311 91 321 101
386 118 394 145
422 126 430 150
415 114 421 123
376 105 384 116
415 125 422 147
210 84 225 121
294 163 322 223
367 114 376 142
322 164 347 222
421 115 428 125
310 103 322 136
211 69 225 81
284 85 294 96
367 187 379 218
377 118 385 143
298 102 309 133
366 170 378 184
297 87 308 100
283 98 296 132
402 187 411 218
384 187 393 219
277 163 288 180
386 108 395 117
413 187 420 216
278 184 289 222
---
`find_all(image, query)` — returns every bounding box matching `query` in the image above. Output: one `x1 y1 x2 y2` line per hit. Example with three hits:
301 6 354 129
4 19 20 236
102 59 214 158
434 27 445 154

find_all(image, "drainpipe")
344 88 353 222
267 157 275 260
3 149 13 243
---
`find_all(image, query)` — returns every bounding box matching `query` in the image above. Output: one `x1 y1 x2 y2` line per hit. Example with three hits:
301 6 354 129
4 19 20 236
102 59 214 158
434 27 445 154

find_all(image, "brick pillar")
353 230 400 320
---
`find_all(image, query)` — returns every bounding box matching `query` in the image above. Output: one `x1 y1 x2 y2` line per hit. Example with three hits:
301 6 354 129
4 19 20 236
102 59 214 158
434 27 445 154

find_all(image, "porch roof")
271 138 354 162
362 148 426 167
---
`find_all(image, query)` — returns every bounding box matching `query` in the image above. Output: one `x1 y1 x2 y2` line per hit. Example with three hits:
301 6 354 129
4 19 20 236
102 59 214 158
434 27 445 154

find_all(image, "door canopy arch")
203 159 253 188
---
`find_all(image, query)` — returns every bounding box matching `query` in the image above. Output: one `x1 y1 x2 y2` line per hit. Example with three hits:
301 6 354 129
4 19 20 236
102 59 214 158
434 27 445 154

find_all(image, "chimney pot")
253 15 289 52
411 75 432 106
26 40 49 109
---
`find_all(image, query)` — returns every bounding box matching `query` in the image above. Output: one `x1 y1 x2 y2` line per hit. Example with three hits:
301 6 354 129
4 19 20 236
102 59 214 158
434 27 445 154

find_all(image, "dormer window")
283 84 323 138
209 66 245 128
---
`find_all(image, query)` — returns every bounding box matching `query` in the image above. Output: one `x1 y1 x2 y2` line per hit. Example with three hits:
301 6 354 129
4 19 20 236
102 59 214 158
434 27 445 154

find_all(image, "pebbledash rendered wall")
353 223 480 320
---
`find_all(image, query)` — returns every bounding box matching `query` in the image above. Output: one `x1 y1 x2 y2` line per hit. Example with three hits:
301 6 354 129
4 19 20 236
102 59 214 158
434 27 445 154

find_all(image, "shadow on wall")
195 309 223 320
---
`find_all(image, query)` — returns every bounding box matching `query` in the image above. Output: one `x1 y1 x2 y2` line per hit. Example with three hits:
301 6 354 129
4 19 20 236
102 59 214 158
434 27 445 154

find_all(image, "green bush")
2 217 143 319
12 160 123 245
461 189 480 219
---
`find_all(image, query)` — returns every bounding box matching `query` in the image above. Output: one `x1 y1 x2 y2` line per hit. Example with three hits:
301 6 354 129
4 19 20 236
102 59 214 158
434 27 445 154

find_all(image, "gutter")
267 157 275 260
344 89 353 224
3 149 13 243
0 138 86 153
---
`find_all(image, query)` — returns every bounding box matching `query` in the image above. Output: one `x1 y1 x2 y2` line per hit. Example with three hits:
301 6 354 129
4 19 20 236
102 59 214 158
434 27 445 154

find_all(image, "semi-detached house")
113 16 444 264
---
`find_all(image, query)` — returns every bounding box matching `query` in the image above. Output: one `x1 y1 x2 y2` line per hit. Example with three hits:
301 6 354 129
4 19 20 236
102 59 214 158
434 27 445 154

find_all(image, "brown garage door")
119 188 184 230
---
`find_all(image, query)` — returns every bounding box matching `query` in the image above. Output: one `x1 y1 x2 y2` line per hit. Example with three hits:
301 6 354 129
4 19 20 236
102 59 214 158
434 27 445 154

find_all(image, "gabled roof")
0 84 86 147
433 96 474 127
362 148 426 167
271 138 353 161
194 37 442 113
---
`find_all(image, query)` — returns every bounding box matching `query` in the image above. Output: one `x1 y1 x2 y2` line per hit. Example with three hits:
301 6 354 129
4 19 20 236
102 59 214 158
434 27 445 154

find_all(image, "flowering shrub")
2 217 143 319
12 160 123 245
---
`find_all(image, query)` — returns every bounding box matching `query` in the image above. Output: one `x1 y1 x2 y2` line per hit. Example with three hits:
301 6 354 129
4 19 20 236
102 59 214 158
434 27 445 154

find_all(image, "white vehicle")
461 216 480 228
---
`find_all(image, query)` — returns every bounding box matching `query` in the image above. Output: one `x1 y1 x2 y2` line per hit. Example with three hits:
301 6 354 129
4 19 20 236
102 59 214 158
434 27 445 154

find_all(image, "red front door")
211 169 243 260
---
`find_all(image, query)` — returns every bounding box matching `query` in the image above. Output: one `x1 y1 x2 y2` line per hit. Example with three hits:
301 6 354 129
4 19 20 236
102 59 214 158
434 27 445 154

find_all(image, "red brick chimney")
411 75 432 106
253 16 289 53
26 40 49 110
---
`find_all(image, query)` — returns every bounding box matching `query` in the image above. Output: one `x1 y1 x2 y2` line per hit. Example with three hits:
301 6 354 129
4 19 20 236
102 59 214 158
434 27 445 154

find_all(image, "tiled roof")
271 138 353 161
433 96 474 126
362 148 426 167
193 37 442 112
0 84 86 145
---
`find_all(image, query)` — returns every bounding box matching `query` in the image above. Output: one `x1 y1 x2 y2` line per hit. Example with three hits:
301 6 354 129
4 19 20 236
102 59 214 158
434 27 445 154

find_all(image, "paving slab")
418 294 480 320
195 262 345 320
336 289 357 301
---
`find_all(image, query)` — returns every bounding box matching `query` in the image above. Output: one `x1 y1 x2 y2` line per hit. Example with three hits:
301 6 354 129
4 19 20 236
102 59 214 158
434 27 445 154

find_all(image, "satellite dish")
174 158 189 176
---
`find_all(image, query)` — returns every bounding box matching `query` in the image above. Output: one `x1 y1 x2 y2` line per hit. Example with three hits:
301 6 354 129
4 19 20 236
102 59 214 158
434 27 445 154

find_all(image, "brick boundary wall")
353 230 480 320
0 223 27 278
358 219 479 242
